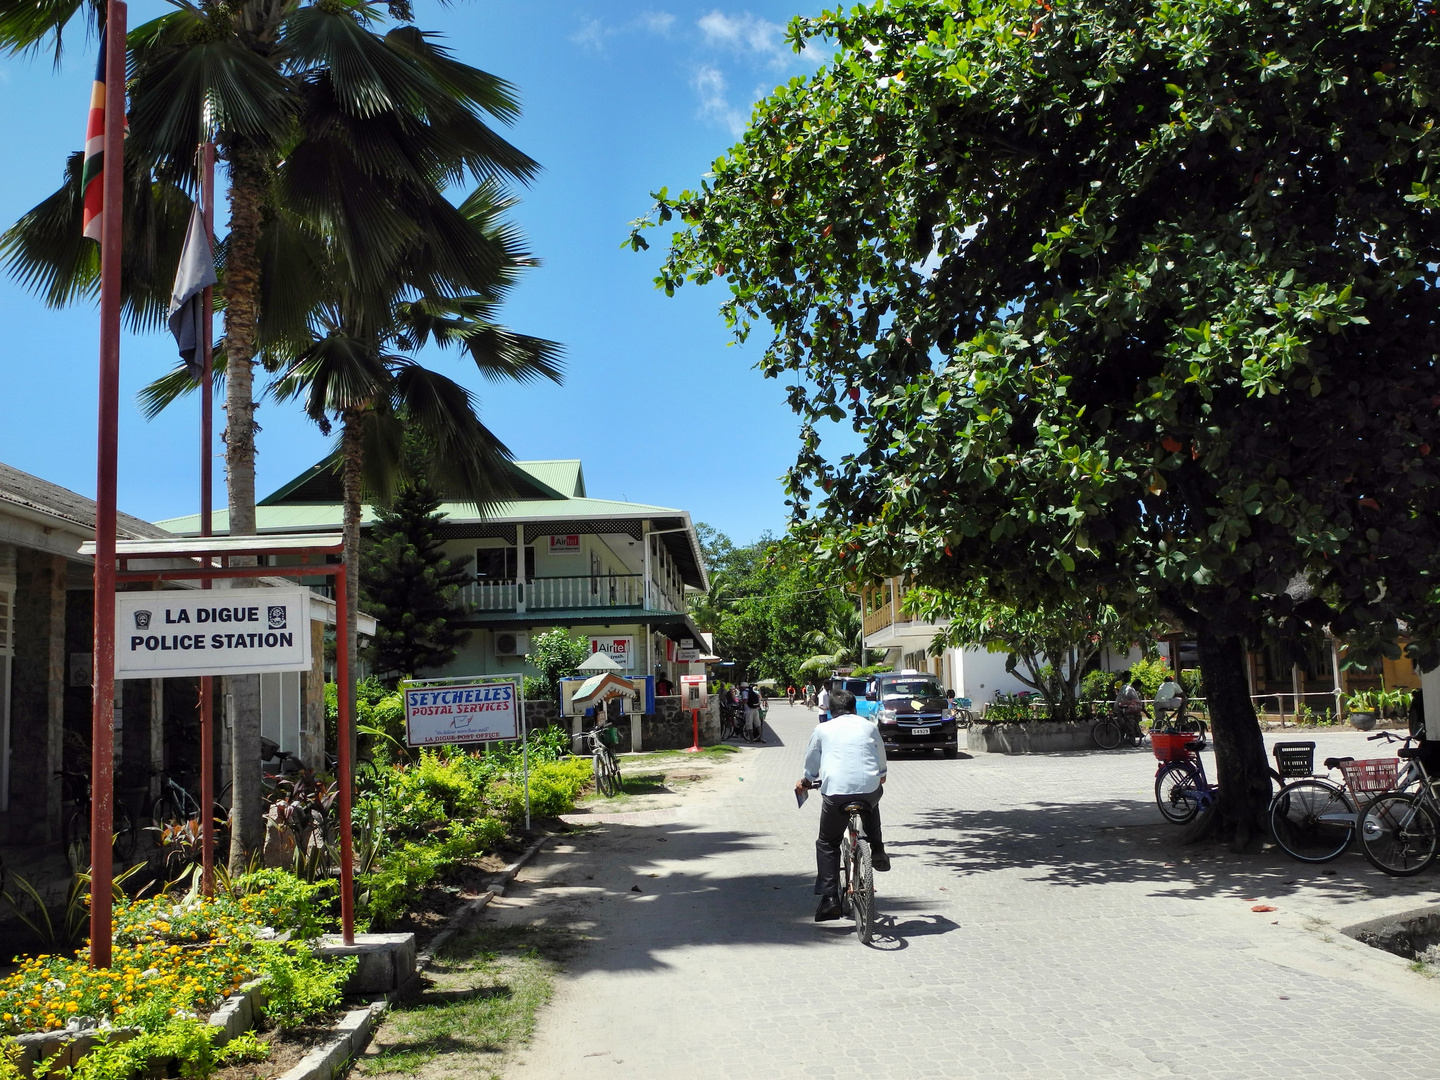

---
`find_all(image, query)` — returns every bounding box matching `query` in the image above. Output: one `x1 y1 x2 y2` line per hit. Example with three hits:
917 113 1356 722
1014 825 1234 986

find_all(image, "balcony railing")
863 604 895 636
460 573 662 615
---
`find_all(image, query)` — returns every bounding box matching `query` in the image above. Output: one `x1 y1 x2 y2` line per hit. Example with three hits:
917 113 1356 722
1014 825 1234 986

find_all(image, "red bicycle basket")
1338 758 1398 794
1151 733 1198 762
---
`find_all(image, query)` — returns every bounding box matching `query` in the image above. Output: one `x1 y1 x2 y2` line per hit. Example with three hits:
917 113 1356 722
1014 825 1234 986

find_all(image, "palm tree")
1 0 540 870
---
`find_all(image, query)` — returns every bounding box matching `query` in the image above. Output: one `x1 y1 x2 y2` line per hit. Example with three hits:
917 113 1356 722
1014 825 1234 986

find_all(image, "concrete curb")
274 1002 387 1080
416 834 550 972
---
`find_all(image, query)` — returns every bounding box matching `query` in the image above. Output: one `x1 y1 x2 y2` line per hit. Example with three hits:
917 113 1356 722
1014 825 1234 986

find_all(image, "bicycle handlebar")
1368 730 1413 743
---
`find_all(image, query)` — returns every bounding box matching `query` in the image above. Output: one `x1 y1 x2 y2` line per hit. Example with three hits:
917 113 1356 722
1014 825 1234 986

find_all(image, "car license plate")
911 728 931 736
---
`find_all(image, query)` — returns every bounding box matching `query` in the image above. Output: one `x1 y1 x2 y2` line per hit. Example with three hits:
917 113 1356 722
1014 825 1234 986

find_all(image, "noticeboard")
404 681 520 746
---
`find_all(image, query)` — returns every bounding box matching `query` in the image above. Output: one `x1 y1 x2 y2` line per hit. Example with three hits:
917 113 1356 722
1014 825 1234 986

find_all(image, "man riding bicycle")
795 688 890 921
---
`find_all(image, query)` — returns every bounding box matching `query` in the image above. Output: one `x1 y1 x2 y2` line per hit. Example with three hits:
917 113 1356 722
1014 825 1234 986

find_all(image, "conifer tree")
360 480 473 681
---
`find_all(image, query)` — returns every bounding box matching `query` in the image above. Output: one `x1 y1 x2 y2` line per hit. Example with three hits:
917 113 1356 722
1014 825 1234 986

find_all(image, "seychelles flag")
81 29 108 243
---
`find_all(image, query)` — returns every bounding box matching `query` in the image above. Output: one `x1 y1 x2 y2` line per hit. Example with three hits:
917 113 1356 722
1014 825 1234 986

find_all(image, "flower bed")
0 874 349 1038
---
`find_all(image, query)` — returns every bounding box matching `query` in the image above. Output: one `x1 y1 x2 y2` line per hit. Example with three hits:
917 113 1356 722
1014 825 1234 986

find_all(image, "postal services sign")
405 682 519 746
115 588 311 679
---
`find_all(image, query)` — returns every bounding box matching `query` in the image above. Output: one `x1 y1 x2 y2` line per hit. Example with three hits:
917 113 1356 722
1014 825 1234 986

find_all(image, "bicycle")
58 769 136 871
150 770 231 860
1353 737 1440 876
1093 703 1146 750
837 795 877 945
1268 731 1431 864
577 727 622 798
720 700 744 741
1152 731 1221 829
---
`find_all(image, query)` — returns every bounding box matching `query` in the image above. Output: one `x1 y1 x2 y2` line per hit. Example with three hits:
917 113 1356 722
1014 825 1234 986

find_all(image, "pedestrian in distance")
741 682 764 742
817 682 831 722
795 688 890 921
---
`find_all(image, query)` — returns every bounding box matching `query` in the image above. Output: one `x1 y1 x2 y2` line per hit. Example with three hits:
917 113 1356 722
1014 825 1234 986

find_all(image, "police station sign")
404 682 519 746
115 588 311 679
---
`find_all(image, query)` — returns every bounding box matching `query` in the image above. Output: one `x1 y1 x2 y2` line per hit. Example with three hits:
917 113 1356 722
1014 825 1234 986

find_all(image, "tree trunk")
221 143 267 873
1195 625 1271 848
341 410 365 772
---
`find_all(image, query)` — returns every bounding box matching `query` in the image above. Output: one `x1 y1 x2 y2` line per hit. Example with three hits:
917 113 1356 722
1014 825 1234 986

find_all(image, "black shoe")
871 848 891 872
814 896 843 921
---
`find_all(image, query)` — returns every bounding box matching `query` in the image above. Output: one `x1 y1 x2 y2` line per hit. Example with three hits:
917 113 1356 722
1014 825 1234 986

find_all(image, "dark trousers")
815 789 884 897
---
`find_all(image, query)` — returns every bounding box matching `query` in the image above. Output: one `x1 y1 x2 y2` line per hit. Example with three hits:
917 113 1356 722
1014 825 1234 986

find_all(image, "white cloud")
697 10 791 68
639 11 676 35
693 64 748 137
570 17 607 51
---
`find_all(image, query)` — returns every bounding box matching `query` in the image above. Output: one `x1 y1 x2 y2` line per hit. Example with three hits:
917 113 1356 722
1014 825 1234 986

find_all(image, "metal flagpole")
199 139 216 897
90 0 127 968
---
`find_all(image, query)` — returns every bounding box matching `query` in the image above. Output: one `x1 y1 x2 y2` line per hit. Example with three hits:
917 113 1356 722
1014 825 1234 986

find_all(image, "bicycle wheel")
852 838 875 945
1269 779 1355 863
63 806 90 871
1092 719 1122 750
1359 793 1440 876
838 831 853 917
605 751 622 797
1155 762 1201 824
593 748 615 797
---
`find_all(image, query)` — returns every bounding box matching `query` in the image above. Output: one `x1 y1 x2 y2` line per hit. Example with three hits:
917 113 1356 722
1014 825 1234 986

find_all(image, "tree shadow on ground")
897 799 1440 913
500 822 958 973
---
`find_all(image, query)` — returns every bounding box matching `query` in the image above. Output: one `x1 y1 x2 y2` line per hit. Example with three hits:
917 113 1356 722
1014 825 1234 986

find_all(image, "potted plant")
1345 689 1378 730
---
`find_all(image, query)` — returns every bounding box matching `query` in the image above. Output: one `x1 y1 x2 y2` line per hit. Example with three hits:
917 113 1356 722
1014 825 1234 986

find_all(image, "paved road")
500 703 1440 1079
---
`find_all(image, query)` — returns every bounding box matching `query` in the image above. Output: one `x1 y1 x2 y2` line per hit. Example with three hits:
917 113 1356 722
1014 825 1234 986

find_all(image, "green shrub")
1179 668 1204 697
258 945 358 1030
1128 656 1172 700
1079 668 1116 703
67 1018 222 1080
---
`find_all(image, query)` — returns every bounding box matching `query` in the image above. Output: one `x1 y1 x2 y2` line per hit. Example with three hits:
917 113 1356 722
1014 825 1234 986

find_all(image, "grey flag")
168 205 218 379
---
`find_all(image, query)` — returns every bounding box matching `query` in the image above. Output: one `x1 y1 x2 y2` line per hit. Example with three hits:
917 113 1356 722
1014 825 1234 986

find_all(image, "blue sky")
0 3 833 546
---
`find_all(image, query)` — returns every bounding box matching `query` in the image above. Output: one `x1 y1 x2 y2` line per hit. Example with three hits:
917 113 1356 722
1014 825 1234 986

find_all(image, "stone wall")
7 549 65 844
967 720 1098 754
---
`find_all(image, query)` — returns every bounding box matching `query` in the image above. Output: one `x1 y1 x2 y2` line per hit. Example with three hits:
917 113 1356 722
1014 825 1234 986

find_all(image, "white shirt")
1156 680 1183 703
818 688 830 711
802 713 887 796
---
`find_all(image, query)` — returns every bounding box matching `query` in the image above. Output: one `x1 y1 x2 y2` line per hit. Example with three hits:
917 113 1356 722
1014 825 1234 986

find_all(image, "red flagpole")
90 0 127 969
199 139 216 897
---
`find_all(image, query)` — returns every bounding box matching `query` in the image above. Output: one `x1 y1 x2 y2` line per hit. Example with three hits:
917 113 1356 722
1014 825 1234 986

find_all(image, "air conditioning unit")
494 631 530 657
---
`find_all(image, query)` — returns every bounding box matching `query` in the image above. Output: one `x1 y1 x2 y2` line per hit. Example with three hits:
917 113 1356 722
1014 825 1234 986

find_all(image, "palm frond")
0 0 98 64
137 349 226 421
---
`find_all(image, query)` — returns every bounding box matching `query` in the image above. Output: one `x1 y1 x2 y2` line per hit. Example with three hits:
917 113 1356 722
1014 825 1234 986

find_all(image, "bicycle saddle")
842 801 869 813
1398 747 1421 760
1324 756 1354 769
1184 740 1205 752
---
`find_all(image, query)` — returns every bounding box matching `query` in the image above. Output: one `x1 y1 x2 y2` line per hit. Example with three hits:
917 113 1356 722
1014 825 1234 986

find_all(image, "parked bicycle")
1093 703 1146 750
576 726 622 798
149 770 231 864
1355 736 1440 875
58 769 136 871
1268 731 1429 865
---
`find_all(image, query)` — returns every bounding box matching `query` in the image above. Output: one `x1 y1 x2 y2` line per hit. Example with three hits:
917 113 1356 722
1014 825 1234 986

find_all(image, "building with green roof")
158 459 711 686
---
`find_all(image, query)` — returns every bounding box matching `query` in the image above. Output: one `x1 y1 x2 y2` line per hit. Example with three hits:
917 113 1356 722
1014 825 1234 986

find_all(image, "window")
475 546 535 581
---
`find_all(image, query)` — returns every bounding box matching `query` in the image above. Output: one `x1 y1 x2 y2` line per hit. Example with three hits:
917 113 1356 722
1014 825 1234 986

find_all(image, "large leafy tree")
1 0 539 869
692 529 860 686
641 0 1440 844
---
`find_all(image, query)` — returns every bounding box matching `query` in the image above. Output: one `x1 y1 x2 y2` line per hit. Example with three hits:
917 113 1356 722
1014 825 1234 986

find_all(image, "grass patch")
1409 959 1438 979
361 925 575 1079
621 745 738 768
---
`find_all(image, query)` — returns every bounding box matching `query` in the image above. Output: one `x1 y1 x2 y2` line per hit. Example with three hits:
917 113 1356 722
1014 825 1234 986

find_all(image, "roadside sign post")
84 535 359 947
403 674 530 830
